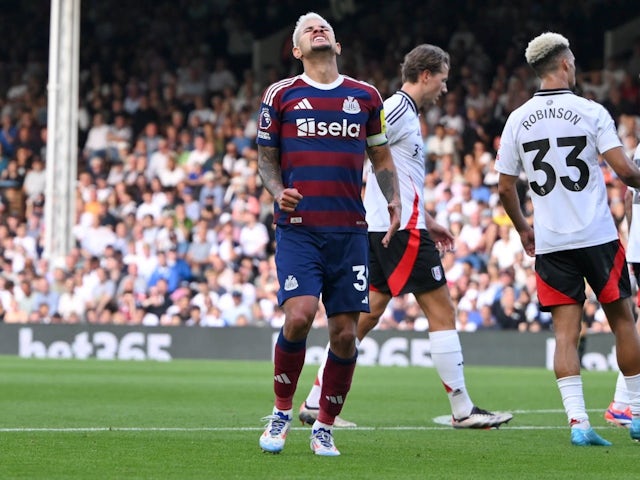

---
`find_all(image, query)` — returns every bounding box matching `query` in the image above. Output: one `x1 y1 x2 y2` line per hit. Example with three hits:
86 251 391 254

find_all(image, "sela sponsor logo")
296 118 361 138
283 275 299 291
342 96 361 114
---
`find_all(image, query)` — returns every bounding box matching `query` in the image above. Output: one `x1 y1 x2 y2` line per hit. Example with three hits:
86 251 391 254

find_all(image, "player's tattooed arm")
367 143 401 247
375 168 397 203
367 144 400 206
258 145 303 212
258 145 285 198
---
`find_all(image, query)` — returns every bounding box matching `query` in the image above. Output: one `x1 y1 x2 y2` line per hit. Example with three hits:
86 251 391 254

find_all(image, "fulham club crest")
431 266 443 281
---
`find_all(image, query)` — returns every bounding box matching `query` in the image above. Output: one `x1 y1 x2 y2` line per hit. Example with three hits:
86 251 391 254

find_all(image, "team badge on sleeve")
259 108 272 129
431 266 443 281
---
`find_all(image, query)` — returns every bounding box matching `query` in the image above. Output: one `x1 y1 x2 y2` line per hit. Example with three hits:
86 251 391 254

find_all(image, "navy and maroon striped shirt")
257 72 387 232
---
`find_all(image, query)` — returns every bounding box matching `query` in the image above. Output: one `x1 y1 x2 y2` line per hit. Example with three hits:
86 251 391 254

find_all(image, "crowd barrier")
0 324 618 371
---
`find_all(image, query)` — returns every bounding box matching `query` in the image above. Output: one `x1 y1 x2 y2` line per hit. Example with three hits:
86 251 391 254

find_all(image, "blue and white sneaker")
630 418 640 442
259 409 292 454
570 427 612 446
310 425 340 456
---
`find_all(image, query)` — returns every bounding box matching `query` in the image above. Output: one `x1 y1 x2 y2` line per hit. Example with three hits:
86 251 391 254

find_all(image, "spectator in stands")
220 289 252 326
78 213 116 257
2 0 639 333
83 112 109 163
238 211 269 260
135 190 162 221
4 297 28 323
202 303 225 327
186 220 217 280
23 159 46 205
15 279 36 314
208 57 237 96
32 276 60 316
106 112 132 162
188 95 215 125
0 113 17 158
139 121 163 158
425 123 456 174
147 138 171 180
0 159 24 190
153 247 191 293
490 285 525 330
57 276 86 321
199 170 225 214
116 262 148 298
0 143 9 178
155 213 184 252
490 224 522 270
185 134 210 171
87 267 116 315
141 278 172 325
181 187 201 223
166 287 193 325
602 86 634 123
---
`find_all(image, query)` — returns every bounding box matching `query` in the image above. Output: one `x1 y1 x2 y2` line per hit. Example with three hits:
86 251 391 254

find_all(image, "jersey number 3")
523 136 589 196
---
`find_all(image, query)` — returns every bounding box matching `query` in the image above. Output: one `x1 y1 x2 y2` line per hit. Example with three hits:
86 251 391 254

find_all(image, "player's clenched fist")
277 188 303 212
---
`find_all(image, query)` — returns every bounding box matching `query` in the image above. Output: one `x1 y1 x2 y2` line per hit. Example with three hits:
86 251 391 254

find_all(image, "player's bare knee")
284 310 315 335
330 329 357 356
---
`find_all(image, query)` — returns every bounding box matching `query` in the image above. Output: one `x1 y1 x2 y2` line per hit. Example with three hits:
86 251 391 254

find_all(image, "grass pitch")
0 356 638 479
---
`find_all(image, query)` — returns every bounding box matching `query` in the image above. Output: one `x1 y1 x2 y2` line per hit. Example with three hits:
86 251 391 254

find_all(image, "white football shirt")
628 147 640 262
365 91 426 232
496 89 621 253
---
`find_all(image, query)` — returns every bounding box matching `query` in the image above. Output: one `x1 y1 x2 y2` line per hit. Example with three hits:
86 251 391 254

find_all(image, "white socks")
557 375 589 428
430 330 474 418
612 371 630 410
623 372 640 417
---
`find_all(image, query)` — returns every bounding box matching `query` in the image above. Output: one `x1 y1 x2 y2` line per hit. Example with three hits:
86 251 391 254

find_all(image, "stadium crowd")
0 0 639 331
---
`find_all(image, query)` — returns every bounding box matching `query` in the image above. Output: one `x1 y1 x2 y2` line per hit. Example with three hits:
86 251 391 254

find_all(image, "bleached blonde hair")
525 32 570 66
292 12 333 48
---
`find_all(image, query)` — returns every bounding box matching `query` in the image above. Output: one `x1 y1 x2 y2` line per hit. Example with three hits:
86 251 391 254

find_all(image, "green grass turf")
0 356 638 479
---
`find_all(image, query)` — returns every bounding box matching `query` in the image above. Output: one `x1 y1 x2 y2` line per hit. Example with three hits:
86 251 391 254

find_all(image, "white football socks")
430 330 474 418
557 375 589 428
624 372 640 417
